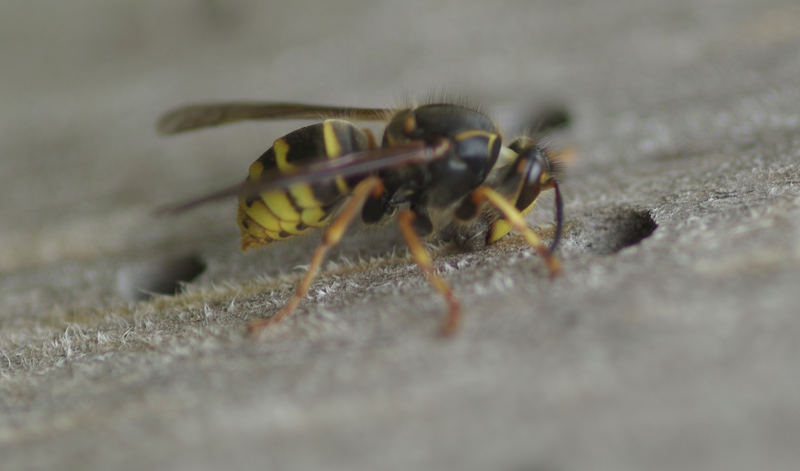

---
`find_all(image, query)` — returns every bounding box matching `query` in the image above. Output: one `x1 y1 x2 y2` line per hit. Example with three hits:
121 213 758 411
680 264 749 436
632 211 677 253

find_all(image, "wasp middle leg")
397 209 461 336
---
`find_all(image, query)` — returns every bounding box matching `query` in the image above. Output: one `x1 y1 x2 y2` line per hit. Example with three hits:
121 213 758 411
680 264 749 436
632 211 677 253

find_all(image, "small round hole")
580 207 658 255
116 253 206 301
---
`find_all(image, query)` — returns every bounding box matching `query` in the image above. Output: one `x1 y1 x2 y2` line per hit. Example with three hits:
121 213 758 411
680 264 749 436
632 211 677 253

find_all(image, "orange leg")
397 209 462 336
471 186 562 276
249 176 384 335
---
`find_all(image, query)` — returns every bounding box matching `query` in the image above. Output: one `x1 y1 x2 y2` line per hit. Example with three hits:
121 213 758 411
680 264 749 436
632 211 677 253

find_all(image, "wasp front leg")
471 186 562 276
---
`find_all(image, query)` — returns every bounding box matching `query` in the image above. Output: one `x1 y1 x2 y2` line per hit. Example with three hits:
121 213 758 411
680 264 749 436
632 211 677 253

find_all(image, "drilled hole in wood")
581 207 658 255
116 253 206 301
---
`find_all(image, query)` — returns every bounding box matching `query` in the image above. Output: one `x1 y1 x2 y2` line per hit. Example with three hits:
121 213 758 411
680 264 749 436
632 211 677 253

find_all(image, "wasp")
157 100 565 335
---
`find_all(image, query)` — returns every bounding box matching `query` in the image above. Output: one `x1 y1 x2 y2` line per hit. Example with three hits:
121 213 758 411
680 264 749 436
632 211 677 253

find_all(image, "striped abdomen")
238 119 373 251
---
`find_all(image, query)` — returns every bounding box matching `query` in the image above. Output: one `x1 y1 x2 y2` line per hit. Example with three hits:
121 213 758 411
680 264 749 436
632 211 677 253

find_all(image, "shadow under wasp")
156 100 565 336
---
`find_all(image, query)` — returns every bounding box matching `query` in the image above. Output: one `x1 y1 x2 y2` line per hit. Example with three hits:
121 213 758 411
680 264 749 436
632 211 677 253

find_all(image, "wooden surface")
2 1 800 470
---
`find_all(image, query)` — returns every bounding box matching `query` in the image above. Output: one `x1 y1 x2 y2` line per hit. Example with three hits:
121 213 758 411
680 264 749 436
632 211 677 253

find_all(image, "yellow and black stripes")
249 176 385 334
238 120 373 250
157 100 566 336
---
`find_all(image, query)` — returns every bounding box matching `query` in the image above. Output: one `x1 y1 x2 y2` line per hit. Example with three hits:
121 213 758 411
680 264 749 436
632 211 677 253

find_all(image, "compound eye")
533 147 551 171
512 149 544 212
519 147 546 183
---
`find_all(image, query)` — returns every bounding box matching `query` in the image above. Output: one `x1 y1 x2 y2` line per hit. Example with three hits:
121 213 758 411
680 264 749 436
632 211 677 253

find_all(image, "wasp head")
506 139 565 252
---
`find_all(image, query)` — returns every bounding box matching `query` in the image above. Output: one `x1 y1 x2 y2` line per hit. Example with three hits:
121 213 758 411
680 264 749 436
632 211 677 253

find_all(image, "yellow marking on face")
486 197 538 244
262 190 300 222
322 120 342 158
273 138 293 172
248 161 264 180
521 199 538 215
487 220 513 244
288 183 321 209
496 146 518 167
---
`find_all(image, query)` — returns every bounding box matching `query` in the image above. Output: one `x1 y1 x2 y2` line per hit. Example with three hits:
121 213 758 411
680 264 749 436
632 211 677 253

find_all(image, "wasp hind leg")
471 186 562 276
397 209 462 336
248 176 385 336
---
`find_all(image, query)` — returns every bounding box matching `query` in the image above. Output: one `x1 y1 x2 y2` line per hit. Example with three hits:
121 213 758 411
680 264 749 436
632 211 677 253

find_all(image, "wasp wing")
156 140 450 215
157 101 395 135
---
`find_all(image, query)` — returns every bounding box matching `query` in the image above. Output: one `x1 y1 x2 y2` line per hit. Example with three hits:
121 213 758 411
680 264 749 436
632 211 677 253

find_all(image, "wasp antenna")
549 181 564 253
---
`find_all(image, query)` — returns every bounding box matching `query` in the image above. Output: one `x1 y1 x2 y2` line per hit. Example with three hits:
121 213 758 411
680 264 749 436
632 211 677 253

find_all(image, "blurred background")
5 0 793 271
